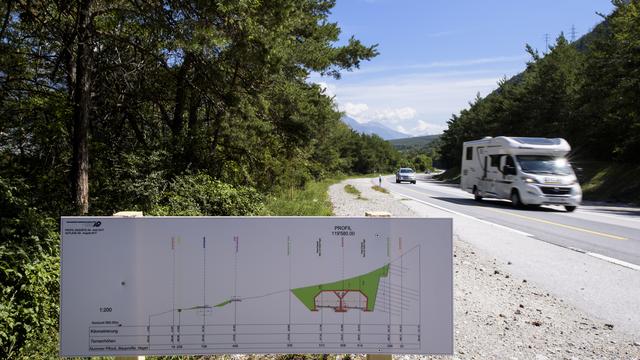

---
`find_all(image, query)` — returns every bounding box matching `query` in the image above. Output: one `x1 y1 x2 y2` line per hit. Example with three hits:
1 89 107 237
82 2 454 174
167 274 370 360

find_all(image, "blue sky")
313 0 615 136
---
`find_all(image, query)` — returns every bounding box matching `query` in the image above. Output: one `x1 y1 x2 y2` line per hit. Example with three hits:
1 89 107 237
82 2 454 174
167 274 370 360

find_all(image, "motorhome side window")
505 156 515 168
466 147 473 160
490 155 501 167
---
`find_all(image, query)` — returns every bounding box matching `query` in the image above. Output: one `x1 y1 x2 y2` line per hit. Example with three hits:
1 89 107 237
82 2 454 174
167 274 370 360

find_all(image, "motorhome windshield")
516 155 573 175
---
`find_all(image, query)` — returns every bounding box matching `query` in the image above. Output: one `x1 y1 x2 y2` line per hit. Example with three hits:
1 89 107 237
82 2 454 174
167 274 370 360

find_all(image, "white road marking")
585 252 640 271
381 178 640 271
386 183 535 238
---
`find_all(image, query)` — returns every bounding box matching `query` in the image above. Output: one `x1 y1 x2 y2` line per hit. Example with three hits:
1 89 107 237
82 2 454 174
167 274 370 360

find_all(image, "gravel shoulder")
329 178 640 360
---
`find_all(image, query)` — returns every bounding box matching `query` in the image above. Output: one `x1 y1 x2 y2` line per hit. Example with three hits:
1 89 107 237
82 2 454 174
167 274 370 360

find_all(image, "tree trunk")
70 0 93 215
185 91 200 164
172 52 193 137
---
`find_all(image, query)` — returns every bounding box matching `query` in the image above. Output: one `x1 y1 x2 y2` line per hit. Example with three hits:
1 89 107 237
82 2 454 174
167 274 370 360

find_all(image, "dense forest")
0 1 411 357
439 0 640 170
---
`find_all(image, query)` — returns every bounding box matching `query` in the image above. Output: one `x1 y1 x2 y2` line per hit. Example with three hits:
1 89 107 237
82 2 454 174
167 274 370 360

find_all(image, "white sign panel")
60 217 452 356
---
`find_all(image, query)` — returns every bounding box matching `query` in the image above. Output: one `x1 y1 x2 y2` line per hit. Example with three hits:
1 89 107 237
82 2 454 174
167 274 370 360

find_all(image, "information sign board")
60 217 452 356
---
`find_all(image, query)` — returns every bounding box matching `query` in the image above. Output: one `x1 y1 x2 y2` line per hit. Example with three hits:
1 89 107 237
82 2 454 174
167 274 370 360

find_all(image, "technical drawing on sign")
292 264 389 312
144 237 420 330
59 217 452 356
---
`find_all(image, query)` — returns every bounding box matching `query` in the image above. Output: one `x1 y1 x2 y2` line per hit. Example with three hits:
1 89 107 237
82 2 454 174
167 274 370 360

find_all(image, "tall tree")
70 0 94 214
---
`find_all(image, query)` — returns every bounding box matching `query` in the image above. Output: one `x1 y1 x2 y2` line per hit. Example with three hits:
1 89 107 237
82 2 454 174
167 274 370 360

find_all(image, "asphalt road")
383 175 640 268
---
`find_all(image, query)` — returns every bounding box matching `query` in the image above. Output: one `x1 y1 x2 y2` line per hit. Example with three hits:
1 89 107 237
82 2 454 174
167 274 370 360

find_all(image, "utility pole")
544 33 550 52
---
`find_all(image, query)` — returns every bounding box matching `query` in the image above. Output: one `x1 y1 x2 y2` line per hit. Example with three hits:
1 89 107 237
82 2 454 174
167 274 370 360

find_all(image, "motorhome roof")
463 136 571 155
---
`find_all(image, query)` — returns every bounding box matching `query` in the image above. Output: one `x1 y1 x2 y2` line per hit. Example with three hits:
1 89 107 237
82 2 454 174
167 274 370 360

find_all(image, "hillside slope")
389 135 440 150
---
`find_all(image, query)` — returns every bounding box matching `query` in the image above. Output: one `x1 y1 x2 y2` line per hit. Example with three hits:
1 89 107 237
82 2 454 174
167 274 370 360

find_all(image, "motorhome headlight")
522 176 540 184
555 158 568 167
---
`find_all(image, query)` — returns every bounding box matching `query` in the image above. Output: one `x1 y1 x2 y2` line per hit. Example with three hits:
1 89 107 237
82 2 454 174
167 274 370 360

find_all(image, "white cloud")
346 55 527 76
325 69 517 135
340 103 418 125
335 75 503 115
369 107 417 123
340 102 369 120
310 55 525 136
411 120 448 136
396 125 408 134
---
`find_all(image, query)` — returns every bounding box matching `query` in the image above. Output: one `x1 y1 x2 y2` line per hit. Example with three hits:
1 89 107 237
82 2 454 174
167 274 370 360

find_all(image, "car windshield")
516 156 573 175
400 168 414 173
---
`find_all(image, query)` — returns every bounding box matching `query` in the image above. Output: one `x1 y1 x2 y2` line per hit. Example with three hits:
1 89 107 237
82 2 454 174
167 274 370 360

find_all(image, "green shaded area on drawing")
214 299 233 307
291 264 389 311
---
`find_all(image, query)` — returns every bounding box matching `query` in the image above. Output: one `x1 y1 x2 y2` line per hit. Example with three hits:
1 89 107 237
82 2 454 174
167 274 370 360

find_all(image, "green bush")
90 150 171 215
148 173 264 216
0 178 59 359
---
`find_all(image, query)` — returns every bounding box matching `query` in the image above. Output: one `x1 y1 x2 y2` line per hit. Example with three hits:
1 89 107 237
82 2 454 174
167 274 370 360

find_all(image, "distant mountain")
341 116 409 140
389 134 440 151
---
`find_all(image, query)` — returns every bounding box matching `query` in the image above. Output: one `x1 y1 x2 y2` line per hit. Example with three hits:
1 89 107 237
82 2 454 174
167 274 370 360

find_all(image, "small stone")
523 279 527 283
633 341 640 346
531 320 542 326
499 313 506 318
507 261 512 265
515 309 522 315
505 274 510 278
604 324 614 330
494 269 500 275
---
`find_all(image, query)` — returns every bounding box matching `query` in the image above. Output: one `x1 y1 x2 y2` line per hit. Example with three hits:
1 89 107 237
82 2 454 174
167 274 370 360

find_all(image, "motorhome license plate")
547 198 567 204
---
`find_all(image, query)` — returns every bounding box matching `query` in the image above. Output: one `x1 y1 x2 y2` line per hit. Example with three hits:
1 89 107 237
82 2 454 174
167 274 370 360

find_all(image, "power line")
570 24 577 42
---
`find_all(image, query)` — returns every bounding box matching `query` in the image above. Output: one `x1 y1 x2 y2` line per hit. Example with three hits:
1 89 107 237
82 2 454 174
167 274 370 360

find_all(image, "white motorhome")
461 137 582 212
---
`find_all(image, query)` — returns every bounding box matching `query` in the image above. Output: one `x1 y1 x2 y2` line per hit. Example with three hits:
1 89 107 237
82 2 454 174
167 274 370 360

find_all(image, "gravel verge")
328 178 640 360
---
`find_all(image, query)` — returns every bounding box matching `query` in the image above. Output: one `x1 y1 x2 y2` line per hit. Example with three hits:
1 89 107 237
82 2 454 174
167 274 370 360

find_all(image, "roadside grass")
262 174 389 216
344 184 368 200
434 166 461 183
372 185 389 194
344 184 360 195
575 161 640 204
262 179 336 216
